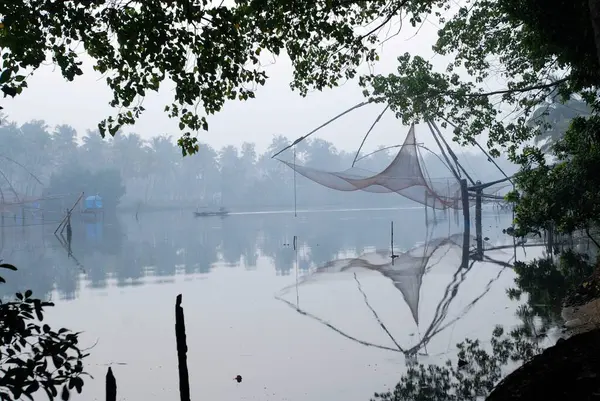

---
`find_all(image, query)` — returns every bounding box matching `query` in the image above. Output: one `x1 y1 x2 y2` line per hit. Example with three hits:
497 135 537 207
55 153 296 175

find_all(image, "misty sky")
6 8 507 158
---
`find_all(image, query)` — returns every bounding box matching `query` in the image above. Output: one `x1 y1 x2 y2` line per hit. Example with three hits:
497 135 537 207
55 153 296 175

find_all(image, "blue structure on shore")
83 195 103 211
81 195 104 222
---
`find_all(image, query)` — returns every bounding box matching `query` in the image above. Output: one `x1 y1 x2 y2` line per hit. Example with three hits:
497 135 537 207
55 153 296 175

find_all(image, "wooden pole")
55 192 84 235
460 179 470 268
475 182 483 260
106 367 117 401
175 294 191 401
430 120 475 185
352 104 390 167
391 221 394 254
271 100 371 159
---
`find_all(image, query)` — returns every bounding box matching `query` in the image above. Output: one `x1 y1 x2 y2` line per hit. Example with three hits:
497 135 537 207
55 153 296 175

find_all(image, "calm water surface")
0 207 547 401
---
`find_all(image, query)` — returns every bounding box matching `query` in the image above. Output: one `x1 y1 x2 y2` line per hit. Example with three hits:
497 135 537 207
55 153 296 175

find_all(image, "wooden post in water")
475 181 483 260
391 221 396 265
106 367 117 401
460 179 470 268
175 294 191 401
55 192 84 235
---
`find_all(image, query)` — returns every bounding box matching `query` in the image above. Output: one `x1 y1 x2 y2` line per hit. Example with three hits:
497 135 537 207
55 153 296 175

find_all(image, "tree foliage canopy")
511 115 600 237
1 0 599 158
0 0 399 155
361 0 600 158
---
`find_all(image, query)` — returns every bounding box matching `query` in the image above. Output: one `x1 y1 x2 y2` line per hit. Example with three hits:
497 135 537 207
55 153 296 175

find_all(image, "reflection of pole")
294 235 299 308
460 179 470 268
512 191 517 262
547 223 554 259
424 192 428 226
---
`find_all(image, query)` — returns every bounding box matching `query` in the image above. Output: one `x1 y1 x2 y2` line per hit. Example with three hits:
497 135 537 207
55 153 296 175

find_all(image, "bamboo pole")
352 104 390 167
271 101 371 159
475 185 483 260
55 192 84 235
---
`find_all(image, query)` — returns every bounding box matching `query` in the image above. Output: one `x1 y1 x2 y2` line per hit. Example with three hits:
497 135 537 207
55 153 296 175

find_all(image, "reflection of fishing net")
285 234 466 325
276 233 511 355
278 125 510 209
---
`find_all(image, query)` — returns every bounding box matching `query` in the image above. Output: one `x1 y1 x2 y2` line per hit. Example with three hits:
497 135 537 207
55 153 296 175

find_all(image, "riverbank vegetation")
0 264 88 400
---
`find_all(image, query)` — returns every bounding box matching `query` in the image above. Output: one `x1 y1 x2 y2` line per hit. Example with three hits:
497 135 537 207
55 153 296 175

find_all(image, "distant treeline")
0 117 518 212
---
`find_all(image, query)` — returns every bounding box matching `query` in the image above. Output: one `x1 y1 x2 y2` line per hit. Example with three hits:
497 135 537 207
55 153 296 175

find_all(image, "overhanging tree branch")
448 78 570 98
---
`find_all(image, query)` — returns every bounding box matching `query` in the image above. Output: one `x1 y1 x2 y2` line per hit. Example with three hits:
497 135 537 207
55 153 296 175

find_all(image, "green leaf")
61 385 70 401
33 299 44 320
25 381 40 394
0 69 12 84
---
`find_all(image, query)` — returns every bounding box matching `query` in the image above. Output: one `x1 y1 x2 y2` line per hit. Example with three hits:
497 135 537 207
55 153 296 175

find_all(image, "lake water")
0 207 548 401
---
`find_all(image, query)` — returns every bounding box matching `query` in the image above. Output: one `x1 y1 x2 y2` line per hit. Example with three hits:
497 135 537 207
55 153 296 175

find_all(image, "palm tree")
81 130 112 170
51 124 78 168
145 135 179 203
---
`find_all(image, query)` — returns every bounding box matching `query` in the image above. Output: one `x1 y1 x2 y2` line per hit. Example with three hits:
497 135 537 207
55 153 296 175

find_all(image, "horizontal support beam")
467 175 515 191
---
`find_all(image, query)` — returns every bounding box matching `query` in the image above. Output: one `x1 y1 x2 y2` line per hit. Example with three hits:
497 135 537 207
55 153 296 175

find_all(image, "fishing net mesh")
278 125 499 210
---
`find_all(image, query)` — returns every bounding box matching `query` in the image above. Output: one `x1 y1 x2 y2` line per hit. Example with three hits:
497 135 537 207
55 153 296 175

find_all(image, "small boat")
194 207 229 218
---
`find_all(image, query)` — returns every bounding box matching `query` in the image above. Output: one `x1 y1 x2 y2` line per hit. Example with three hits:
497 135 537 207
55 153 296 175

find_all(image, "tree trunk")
589 0 600 66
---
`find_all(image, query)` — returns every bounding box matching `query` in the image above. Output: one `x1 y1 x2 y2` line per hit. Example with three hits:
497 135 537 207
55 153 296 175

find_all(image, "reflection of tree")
0 209 514 302
221 216 257 266
371 245 595 401
371 326 541 401
0 244 57 301
507 251 594 334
